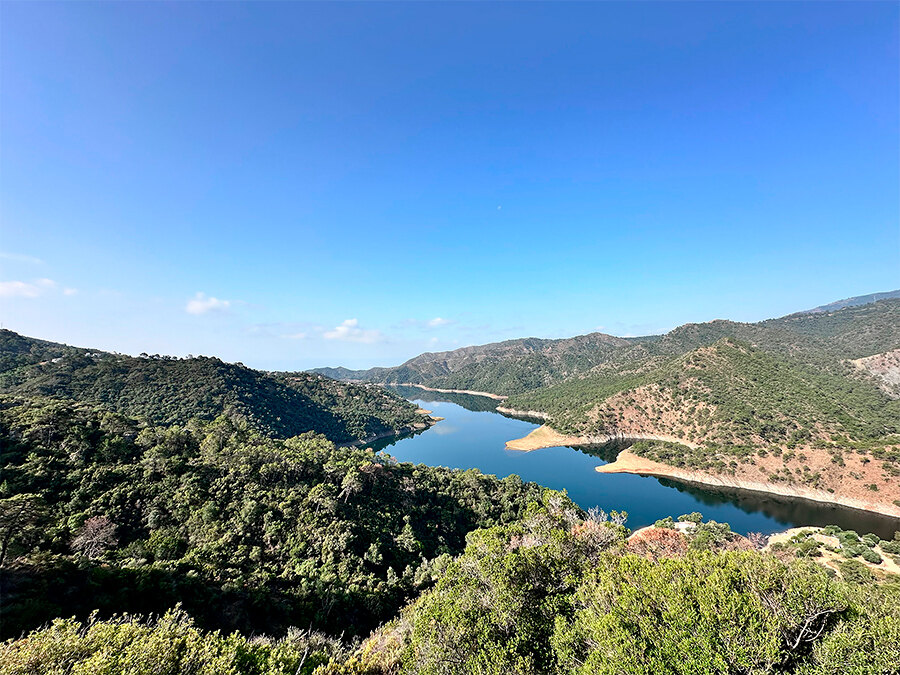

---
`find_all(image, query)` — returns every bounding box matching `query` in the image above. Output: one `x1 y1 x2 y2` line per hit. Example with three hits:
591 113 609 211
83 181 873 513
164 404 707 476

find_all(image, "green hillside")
316 297 900 398
0 395 544 640
507 338 900 445
0 332 427 445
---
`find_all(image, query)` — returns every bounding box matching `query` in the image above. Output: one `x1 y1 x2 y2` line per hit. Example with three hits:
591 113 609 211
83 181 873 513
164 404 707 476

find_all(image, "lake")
374 387 900 538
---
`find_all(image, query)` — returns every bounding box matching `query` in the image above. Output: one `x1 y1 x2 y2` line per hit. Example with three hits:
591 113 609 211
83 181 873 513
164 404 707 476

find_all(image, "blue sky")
1 2 897 369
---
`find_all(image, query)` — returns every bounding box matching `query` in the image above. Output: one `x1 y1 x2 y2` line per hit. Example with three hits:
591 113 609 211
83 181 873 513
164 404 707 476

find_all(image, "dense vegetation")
7 502 898 674
3 297 900 674
0 396 542 640
0 331 428 444
350 505 900 675
508 338 900 445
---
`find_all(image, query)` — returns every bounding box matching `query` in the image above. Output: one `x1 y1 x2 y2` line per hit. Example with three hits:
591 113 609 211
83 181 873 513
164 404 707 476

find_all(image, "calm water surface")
375 389 900 538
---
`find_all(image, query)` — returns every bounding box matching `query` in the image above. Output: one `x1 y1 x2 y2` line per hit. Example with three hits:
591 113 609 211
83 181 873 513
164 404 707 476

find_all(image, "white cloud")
427 317 452 327
63 288 78 296
323 318 383 344
185 292 231 315
0 278 57 298
0 252 44 265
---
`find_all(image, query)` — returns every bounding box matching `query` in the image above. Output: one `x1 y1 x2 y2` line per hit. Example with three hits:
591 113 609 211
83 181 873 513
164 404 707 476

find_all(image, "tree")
0 493 45 567
72 515 117 559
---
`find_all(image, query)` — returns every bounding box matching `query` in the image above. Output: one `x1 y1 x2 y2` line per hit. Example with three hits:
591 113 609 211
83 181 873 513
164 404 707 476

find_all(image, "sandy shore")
496 406 551 420
597 450 900 519
505 425 590 451
398 383 507 400
505 425 700 452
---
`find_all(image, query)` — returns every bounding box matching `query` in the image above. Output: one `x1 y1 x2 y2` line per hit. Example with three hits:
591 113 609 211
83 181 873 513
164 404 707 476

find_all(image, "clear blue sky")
1 2 897 369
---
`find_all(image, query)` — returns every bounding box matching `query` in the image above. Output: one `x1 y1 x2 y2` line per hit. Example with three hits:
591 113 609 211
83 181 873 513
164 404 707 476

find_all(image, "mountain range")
313 291 900 513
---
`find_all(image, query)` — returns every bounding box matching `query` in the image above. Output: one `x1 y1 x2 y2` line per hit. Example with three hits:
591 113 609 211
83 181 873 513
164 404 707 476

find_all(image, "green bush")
838 559 876 584
861 548 882 565
0 609 341 675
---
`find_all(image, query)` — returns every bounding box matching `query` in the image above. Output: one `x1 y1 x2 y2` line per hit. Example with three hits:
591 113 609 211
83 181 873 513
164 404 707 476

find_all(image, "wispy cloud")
0 252 44 265
323 318 383 344
185 292 232 315
427 317 452 327
281 332 307 340
0 278 58 298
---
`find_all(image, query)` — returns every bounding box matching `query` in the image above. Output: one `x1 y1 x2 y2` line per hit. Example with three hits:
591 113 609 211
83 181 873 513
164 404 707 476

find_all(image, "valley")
320 294 900 519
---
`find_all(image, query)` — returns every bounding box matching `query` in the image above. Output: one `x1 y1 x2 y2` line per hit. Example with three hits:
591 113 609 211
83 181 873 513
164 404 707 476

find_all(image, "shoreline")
505 424 700 452
395 383 508 401
341 416 439 448
597 449 900 519
496 406 551 421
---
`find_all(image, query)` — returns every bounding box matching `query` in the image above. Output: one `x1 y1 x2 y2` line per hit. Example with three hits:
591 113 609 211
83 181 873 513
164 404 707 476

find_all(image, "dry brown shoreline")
397 383 508 401
504 424 699 452
597 450 900 519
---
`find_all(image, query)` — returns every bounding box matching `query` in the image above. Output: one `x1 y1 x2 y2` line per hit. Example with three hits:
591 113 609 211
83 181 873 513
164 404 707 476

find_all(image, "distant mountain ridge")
312 292 900 396
796 289 900 315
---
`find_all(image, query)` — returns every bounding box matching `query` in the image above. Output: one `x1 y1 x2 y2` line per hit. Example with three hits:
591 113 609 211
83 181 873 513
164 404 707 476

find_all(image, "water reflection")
377 388 900 538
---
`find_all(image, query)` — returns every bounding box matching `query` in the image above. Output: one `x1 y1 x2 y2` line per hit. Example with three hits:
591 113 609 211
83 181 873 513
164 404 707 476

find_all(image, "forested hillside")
5 491 899 674
316 297 900 396
314 332 636 396
0 331 429 445
0 395 543 641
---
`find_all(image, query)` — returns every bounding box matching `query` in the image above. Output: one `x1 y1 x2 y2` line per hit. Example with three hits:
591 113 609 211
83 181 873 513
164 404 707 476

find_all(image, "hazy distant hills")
312 293 900 397
797 289 900 315
0 330 428 444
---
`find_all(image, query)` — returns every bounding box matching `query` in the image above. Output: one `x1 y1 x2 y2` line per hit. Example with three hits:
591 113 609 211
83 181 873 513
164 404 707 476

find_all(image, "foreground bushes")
328 500 900 674
0 609 342 675
4 502 899 674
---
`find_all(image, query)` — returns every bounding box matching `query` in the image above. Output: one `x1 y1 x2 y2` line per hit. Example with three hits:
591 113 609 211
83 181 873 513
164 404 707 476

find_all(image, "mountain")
308 365 376 381
797 289 900 315
313 332 638 396
0 330 431 445
315 295 900 513
315 296 900 396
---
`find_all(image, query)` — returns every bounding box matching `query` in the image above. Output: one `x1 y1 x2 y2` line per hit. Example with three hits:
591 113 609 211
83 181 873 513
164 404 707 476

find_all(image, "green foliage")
0 609 341 675
508 338 899 449
0 333 428 444
880 537 900 555
677 511 703 524
838 559 876 585
385 512 900 675
861 548 883 565
0 395 545 640
344 299 900 400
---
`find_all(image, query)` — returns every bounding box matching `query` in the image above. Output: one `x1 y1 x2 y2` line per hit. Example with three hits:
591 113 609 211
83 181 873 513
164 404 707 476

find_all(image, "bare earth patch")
597 450 900 518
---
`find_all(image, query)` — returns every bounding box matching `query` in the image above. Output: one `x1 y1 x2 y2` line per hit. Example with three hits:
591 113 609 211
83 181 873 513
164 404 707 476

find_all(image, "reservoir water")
375 387 900 539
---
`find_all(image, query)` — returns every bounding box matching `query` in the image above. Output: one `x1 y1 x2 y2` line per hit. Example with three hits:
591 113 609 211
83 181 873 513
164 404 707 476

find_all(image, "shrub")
838 559 876 584
861 548 882 565
880 539 900 555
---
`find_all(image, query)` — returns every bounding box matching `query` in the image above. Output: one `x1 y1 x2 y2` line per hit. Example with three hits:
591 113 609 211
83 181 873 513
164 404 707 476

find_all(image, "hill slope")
314 297 900 397
0 331 430 444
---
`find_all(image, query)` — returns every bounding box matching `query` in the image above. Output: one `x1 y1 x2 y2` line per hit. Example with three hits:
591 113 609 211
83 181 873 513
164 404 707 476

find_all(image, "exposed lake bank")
597 449 900 520
397 383 508 400
504 424 700 452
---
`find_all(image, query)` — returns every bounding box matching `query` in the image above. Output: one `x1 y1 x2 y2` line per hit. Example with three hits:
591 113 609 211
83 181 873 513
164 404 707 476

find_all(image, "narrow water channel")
374 388 900 538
